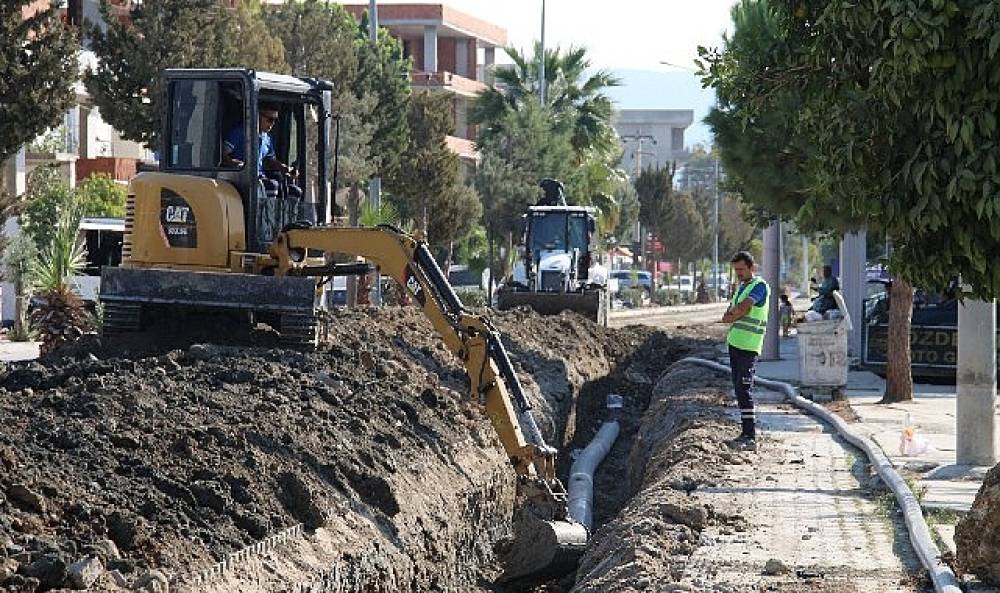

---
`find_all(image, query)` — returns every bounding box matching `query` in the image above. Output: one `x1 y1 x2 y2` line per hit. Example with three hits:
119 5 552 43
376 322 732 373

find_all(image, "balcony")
445 136 479 162
411 71 487 98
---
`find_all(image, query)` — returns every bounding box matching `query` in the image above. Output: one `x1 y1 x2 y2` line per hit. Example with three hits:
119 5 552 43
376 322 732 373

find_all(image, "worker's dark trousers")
728 345 757 438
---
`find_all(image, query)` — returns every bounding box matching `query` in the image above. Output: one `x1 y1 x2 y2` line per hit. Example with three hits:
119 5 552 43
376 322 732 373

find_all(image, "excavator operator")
222 103 302 201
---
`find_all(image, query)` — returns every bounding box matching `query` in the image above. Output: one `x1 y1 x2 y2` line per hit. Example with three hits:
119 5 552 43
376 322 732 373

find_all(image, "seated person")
221 103 301 199
810 264 840 314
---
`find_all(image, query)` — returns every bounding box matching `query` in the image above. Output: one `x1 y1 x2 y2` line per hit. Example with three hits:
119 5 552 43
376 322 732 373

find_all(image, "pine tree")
378 90 482 252
85 0 284 149
0 1 79 163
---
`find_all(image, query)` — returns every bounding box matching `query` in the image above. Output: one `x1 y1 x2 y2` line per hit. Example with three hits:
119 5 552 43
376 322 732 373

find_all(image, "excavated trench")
0 308 713 593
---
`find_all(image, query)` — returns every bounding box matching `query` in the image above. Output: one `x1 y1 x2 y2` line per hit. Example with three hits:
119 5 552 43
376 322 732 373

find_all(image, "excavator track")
101 301 143 335
279 312 319 349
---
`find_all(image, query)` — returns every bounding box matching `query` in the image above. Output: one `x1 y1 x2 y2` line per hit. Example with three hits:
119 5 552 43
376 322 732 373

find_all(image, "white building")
614 109 695 176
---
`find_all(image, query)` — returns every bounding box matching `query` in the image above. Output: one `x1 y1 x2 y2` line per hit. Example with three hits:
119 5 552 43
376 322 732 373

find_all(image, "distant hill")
606 69 716 149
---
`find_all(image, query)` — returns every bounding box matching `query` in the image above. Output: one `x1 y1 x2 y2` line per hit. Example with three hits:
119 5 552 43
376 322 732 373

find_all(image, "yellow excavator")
98 69 586 580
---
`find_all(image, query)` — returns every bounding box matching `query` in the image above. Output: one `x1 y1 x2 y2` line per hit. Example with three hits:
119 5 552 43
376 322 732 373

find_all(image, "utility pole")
712 156 720 301
761 219 781 360
368 0 382 306
621 130 656 271
801 235 810 297
539 0 546 105
957 297 998 465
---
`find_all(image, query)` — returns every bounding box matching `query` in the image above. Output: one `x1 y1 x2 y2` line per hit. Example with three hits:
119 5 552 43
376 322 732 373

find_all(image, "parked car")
610 269 652 295
861 277 989 381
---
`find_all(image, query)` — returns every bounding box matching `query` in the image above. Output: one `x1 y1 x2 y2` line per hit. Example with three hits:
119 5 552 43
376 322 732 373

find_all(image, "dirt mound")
956 462 1000 584
571 363 750 592
0 307 702 592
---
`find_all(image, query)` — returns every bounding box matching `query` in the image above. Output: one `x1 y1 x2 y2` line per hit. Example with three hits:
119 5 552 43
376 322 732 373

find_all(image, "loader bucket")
499 512 589 582
497 290 607 326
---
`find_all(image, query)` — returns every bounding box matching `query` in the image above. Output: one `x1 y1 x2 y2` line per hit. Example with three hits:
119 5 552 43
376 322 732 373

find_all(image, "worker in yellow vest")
721 251 770 450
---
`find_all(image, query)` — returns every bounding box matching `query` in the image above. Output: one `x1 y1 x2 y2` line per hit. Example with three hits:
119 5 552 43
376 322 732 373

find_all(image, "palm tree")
472 44 621 159
28 197 91 357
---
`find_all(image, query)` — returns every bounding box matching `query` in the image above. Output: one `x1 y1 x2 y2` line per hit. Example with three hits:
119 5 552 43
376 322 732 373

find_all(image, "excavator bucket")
499 512 589 582
497 290 607 326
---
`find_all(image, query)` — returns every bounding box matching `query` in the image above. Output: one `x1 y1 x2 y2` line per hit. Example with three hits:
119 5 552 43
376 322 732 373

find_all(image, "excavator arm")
270 226 587 580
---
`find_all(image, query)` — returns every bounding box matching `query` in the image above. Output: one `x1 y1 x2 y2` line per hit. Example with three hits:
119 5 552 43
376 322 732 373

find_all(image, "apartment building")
615 109 695 177
344 3 507 164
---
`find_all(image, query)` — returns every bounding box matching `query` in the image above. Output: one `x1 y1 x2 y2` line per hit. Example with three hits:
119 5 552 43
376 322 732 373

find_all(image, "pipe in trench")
678 356 962 593
567 395 623 531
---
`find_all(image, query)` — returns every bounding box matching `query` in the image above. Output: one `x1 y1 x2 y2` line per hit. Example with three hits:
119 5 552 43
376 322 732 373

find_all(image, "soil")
572 364 748 592
0 307 710 592
571 363 926 593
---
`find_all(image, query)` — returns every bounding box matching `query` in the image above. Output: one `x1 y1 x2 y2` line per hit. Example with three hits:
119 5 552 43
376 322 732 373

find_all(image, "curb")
609 302 727 321
679 357 962 593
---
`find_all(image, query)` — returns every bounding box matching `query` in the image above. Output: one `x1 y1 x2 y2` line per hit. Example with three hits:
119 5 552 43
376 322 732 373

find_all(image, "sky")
377 0 736 147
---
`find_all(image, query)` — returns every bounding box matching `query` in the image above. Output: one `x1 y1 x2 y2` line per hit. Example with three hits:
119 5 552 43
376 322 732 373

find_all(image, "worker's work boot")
728 434 757 451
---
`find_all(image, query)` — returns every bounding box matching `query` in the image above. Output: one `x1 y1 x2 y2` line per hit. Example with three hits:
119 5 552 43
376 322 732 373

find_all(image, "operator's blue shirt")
737 279 769 308
224 125 274 176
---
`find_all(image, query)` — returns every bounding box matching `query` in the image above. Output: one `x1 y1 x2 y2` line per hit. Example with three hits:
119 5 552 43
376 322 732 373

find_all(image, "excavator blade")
499 512 588 583
99 267 320 347
497 290 607 326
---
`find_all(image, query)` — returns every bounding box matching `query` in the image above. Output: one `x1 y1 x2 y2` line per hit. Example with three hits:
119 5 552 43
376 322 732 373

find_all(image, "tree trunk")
487 225 495 307
444 241 454 273
881 277 914 403
13 278 25 338
346 184 361 307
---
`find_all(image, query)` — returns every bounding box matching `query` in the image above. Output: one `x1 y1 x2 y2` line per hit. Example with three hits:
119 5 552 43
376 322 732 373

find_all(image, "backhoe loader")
98 69 587 581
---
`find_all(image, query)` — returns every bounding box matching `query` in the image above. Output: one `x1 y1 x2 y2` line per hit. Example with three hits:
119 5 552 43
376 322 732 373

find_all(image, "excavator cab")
161 69 333 252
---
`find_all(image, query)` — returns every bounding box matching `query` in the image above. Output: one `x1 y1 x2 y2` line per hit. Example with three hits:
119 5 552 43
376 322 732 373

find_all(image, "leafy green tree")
454 225 489 275
387 91 481 249
231 1 289 73
611 176 640 245
269 0 378 213
354 10 411 182
21 166 74 253
475 100 576 235
472 43 622 231
77 173 127 218
2 221 35 341
696 0 1000 401
86 0 284 148
703 0 1000 293
0 1 79 163
635 166 710 268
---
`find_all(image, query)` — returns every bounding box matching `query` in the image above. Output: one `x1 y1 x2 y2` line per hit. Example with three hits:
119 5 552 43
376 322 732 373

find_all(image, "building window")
67 0 83 26
671 128 684 151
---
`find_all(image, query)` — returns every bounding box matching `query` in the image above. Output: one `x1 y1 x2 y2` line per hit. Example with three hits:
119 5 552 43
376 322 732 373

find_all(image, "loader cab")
523 206 597 283
161 69 333 253
525 207 596 255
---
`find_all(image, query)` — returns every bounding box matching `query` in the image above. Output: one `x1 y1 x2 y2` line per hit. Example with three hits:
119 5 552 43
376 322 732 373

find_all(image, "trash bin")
797 290 851 401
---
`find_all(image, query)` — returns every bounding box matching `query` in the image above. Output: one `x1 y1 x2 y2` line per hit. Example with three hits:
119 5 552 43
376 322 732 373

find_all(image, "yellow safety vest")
727 277 770 354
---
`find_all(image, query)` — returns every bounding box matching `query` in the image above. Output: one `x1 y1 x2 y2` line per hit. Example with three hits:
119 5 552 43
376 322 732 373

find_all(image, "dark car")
862 278 988 380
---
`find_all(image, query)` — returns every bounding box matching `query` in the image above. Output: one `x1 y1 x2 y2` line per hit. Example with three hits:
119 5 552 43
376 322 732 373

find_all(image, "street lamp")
539 0 546 105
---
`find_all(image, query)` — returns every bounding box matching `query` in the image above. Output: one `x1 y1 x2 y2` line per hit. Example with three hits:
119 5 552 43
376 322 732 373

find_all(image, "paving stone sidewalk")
681 392 925 592
755 336 1000 592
